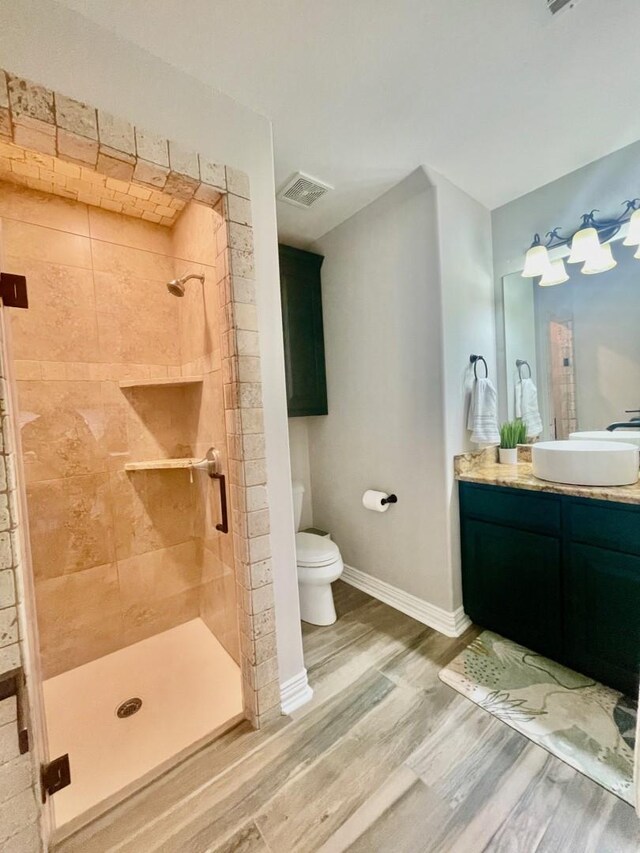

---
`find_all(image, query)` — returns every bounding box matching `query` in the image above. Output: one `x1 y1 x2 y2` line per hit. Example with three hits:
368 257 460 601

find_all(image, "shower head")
166 273 205 297
167 279 186 297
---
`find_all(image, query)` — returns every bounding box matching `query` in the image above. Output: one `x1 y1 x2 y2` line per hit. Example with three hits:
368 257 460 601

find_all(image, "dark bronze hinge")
0 273 28 309
41 754 71 802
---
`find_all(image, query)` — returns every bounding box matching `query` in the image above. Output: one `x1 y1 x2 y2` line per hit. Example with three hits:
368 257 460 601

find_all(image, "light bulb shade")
539 259 569 287
581 242 617 275
522 245 551 278
568 227 601 264
623 209 640 246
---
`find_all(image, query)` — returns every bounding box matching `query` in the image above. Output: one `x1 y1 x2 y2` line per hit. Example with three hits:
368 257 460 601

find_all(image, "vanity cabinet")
278 244 328 417
460 482 640 696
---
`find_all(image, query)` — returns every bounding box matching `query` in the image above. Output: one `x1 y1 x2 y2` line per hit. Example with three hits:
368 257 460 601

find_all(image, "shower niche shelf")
125 458 198 472
118 376 203 390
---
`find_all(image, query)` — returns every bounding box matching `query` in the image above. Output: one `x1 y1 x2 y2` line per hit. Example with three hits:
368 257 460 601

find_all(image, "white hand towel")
515 379 523 419
519 377 543 438
467 377 500 445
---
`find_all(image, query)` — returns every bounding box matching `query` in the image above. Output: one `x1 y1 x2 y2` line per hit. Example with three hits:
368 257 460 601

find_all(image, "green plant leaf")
500 419 525 448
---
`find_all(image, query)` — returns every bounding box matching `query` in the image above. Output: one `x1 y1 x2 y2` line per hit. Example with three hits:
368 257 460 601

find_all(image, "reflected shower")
166 272 205 297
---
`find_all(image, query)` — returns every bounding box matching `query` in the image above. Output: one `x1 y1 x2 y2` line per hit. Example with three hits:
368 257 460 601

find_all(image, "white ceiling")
58 0 640 245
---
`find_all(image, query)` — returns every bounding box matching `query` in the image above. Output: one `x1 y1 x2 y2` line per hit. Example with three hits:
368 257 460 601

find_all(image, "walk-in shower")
1 179 242 828
0 68 278 852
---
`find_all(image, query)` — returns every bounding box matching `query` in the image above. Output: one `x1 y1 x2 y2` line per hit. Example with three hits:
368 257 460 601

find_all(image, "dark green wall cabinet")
460 482 640 697
279 245 328 417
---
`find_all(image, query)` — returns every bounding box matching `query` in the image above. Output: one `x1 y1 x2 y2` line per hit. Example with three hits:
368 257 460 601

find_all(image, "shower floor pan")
43 618 243 828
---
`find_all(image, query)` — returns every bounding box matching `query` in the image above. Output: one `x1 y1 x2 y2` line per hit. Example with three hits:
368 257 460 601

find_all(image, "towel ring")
516 359 532 381
470 354 488 379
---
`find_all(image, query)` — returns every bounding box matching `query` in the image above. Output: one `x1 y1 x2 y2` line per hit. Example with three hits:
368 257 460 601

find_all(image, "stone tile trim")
0 139 188 226
0 68 230 221
213 198 280 728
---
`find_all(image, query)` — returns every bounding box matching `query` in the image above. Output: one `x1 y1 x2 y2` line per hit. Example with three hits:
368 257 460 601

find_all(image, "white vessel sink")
570 430 640 448
532 440 639 487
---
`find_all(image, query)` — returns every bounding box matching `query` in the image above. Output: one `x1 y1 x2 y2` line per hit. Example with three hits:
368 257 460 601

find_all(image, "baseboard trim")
280 668 313 715
342 564 471 637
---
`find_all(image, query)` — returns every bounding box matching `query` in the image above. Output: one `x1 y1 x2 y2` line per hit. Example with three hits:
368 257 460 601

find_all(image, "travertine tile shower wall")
0 180 238 678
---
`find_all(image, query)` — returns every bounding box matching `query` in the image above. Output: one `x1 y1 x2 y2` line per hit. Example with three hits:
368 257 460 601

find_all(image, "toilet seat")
295 532 340 568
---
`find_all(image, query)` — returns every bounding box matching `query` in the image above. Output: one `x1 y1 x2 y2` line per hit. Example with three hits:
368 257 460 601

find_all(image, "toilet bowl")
292 482 344 625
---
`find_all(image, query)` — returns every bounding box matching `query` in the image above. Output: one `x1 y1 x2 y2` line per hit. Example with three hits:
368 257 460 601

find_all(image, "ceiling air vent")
548 0 582 14
278 173 333 209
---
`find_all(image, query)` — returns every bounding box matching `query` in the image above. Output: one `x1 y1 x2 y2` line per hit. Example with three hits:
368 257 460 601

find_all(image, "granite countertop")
454 447 640 506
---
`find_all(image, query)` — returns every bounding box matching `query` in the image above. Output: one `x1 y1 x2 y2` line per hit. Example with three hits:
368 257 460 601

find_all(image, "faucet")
606 410 640 431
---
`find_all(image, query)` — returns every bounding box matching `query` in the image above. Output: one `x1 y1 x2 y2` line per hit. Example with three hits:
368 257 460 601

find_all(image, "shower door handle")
212 472 228 534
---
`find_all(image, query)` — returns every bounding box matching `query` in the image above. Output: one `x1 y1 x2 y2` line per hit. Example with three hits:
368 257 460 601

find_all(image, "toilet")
292 481 344 626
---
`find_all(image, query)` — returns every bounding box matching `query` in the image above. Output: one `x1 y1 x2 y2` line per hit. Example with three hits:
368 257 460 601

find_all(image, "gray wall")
306 168 495 614
309 170 449 605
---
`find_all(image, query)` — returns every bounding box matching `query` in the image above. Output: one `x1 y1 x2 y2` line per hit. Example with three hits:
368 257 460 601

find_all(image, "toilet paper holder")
381 494 398 505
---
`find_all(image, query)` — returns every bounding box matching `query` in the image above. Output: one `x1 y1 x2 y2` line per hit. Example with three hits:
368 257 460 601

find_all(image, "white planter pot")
499 447 518 465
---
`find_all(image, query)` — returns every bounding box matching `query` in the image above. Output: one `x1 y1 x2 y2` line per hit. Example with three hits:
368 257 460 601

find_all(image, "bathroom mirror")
502 242 640 440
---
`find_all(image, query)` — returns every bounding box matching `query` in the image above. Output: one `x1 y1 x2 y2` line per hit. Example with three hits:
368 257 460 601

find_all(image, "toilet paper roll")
362 490 390 512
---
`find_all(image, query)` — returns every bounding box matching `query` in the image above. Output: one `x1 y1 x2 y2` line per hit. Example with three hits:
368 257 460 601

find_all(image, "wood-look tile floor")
56 581 640 853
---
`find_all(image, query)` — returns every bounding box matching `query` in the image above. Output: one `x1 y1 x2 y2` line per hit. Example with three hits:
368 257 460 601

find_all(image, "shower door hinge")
41 754 71 802
0 273 28 309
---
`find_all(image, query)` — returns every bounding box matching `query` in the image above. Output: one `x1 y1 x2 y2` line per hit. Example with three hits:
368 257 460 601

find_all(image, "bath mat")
439 631 636 805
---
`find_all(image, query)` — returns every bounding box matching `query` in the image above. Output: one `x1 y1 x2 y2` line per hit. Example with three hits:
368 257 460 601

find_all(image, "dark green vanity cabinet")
279 245 328 417
460 482 640 696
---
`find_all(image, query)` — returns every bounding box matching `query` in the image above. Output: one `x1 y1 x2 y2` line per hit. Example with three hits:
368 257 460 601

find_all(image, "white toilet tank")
292 481 304 531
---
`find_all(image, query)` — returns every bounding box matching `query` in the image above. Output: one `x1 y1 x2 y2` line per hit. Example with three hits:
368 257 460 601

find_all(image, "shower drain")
116 697 143 719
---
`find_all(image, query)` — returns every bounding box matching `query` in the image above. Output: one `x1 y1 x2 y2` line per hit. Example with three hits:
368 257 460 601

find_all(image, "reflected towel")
516 377 543 438
467 378 500 444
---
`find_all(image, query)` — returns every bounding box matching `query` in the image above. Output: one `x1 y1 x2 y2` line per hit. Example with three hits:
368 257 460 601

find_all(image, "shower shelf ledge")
118 376 203 390
125 458 198 472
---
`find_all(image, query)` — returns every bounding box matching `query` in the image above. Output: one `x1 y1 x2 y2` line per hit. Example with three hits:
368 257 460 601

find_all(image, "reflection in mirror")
503 240 640 440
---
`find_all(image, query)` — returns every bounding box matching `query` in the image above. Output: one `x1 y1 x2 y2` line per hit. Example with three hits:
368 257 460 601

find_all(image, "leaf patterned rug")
439 631 636 804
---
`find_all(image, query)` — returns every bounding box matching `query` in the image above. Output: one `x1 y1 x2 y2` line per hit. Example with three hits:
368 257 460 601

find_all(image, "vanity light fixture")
539 259 569 286
581 242 617 275
567 226 601 265
522 199 640 285
522 243 552 278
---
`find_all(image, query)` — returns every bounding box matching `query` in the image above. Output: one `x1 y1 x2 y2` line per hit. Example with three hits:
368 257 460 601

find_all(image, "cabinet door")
462 519 562 658
279 245 328 417
565 543 640 696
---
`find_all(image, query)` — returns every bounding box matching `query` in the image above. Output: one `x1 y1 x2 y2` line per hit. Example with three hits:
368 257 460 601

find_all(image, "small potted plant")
499 420 526 464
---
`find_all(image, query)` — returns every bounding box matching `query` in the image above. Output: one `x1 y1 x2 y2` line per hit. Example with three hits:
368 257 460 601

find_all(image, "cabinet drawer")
569 501 640 557
459 483 561 536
